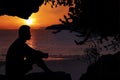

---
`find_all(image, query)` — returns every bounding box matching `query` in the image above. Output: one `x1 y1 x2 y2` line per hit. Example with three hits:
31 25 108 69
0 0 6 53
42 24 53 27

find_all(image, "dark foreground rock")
80 51 120 80
0 71 72 80
0 74 5 80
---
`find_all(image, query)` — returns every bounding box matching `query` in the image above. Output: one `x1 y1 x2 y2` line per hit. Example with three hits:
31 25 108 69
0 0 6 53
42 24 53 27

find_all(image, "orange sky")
0 4 69 29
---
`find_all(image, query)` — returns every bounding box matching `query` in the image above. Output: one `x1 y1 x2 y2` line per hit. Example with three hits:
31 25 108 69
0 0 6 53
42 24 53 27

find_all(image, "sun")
26 19 32 25
24 18 34 25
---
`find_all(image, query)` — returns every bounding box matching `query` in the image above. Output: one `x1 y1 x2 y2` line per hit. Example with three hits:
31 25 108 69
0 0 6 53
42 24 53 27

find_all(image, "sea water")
0 29 87 61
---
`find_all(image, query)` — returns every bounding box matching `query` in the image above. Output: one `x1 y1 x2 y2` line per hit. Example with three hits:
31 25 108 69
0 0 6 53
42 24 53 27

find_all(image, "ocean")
0 29 88 61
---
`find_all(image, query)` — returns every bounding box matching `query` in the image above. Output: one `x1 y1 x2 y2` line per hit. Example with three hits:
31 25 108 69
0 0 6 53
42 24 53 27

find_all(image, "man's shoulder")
9 38 25 49
13 38 25 44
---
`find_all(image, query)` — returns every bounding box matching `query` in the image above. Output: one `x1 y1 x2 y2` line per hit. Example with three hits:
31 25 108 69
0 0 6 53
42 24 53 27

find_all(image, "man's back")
6 38 32 80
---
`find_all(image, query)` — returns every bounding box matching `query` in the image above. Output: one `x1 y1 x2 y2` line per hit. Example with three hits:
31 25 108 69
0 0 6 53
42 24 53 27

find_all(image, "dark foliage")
0 0 44 19
46 0 120 51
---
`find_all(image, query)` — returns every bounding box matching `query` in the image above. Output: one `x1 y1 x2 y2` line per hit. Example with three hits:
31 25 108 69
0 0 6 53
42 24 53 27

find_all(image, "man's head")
18 25 31 40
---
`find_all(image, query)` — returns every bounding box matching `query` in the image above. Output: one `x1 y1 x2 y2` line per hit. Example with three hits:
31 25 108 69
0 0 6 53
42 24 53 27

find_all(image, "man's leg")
36 58 52 72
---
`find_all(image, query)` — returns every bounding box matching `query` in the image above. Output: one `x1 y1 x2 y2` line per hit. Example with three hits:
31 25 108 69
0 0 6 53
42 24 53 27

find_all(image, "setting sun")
24 18 35 25
26 19 33 25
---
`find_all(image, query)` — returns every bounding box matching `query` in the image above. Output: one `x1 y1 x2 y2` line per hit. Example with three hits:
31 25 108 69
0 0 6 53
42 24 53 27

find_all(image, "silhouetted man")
5 25 52 80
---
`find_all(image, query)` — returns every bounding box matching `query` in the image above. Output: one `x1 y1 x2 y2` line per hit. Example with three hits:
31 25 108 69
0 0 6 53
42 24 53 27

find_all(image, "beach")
0 58 89 80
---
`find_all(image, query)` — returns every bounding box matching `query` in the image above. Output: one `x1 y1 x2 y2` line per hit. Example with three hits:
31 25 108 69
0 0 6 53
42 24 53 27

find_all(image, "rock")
0 71 72 80
25 71 72 80
0 74 6 80
80 51 120 80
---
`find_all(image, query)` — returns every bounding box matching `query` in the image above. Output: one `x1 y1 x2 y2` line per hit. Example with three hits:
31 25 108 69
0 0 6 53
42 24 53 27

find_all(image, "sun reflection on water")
43 57 65 61
26 30 36 49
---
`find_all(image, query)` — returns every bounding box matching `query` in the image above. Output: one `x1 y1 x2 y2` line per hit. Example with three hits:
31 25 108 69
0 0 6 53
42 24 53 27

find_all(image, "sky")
0 4 69 29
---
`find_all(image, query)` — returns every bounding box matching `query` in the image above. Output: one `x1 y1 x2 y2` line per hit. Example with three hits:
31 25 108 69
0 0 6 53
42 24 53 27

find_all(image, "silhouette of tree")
45 1 120 79
46 0 120 52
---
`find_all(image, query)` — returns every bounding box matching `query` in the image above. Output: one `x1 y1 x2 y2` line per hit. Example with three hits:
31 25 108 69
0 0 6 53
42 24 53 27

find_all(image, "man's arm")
24 43 48 58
